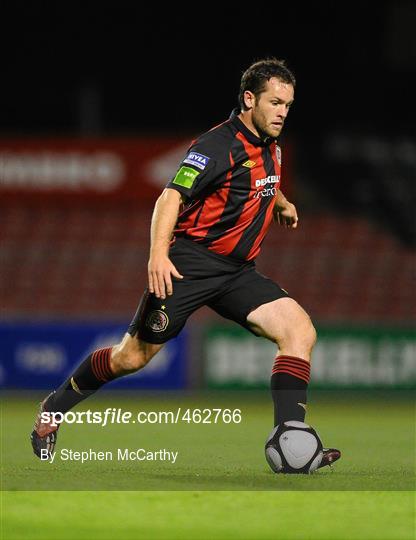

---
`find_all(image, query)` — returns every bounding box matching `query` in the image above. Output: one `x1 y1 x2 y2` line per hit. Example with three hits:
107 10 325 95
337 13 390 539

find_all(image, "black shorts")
128 237 289 344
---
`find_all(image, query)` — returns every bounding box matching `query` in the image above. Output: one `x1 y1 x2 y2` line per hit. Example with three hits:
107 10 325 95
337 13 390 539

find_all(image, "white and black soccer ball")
265 421 323 474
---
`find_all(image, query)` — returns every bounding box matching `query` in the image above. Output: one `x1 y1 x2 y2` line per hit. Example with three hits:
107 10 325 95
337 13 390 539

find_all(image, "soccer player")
31 58 340 469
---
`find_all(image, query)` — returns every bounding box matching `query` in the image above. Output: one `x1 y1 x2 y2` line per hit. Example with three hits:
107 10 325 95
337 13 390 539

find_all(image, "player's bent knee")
278 316 317 357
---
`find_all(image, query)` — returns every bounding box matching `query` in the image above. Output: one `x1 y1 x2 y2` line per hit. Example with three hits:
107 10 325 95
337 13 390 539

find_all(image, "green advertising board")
204 324 416 389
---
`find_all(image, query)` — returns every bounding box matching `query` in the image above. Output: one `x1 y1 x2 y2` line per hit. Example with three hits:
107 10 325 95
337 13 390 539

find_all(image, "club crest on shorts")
146 310 169 332
276 145 282 166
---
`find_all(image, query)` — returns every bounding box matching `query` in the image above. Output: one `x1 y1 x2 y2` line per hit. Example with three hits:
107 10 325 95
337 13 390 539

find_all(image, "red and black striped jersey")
166 109 282 262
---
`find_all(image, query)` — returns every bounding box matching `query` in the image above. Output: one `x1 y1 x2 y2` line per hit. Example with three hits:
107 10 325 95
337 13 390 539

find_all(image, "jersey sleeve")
166 141 217 200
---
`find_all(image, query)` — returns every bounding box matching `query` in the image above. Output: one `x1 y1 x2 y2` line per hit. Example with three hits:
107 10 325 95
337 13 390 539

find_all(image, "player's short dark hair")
238 58 296 110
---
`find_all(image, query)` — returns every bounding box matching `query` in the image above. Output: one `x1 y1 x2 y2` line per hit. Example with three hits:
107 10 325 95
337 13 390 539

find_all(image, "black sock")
271 355 310 426
48 347 116 414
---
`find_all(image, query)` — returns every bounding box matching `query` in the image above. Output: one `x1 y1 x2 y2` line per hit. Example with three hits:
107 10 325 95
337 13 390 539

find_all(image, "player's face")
251 78 294 139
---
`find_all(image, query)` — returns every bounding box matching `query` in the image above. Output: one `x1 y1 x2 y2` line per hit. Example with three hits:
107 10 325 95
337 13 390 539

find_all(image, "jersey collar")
229 108 275 147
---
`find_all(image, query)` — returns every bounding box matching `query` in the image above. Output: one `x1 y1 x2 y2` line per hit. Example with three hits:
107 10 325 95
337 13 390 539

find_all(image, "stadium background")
1 3 414 392
1 3 415 539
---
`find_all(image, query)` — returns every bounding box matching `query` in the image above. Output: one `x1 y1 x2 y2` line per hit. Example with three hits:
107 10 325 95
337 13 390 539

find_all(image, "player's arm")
148 188 184 299
273 189 298 229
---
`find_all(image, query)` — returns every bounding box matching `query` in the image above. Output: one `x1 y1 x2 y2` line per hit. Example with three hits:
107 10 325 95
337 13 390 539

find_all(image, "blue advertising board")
0 322 187 389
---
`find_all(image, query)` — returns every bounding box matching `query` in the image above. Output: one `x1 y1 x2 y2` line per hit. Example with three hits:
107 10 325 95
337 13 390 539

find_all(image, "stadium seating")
2 202 414 324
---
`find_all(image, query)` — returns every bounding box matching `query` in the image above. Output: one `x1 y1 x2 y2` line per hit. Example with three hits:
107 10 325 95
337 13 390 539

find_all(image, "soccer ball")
265 421 323 474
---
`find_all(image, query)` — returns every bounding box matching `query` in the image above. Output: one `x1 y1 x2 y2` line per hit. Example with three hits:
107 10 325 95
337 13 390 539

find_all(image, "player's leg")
246 297 316 426
30 285 171 458
48 332 164 415
247 296 340 467
31 333 163 458
209 267 314 425
211 274 340 468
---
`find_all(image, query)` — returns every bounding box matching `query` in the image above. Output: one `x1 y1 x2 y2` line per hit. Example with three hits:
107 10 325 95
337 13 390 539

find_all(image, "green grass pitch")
1 390 415 539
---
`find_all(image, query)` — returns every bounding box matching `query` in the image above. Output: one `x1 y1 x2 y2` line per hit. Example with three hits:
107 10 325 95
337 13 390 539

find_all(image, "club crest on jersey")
183 151 210 170
146 310 169 333
276 145 282 166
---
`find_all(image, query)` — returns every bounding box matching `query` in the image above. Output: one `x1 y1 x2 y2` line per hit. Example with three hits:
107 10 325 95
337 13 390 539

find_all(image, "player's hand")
148 255 183 299
274 202 298 229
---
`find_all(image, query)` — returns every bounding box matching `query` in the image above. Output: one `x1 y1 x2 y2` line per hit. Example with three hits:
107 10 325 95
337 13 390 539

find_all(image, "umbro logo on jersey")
242 160 256 168
183 151 210 170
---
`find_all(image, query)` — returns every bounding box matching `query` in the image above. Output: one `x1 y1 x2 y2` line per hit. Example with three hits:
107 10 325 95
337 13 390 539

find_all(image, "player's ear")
243 90 255 110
